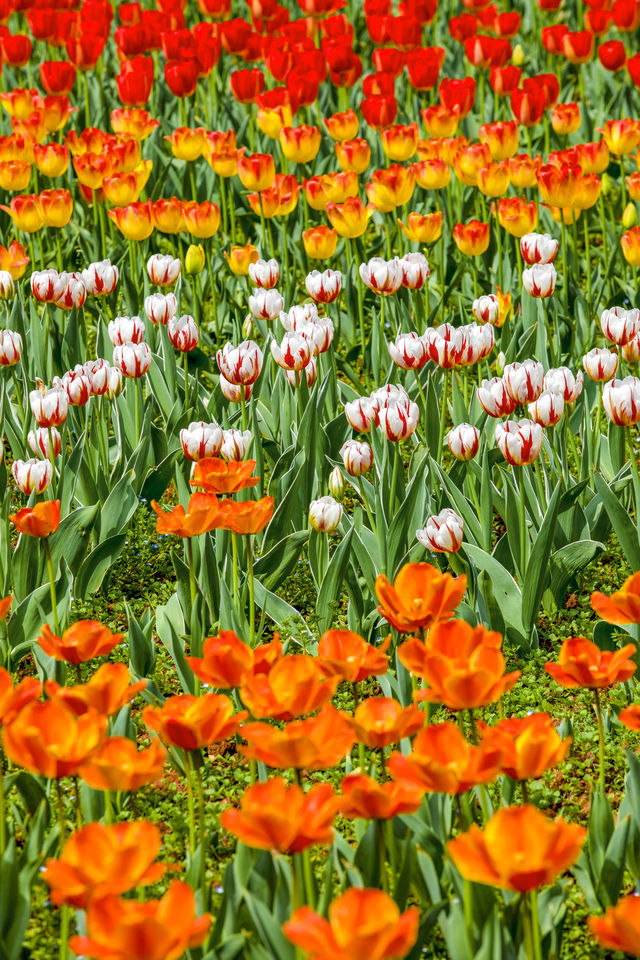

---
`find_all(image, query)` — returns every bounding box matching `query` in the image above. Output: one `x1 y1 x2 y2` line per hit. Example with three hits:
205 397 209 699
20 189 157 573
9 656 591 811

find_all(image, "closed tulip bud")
447 423 480 460
108 315 145 346
477 377 517 417
242 314 254 338
309 495 343 532
528 389 564 426
329 465 345 497
28 426 61 459
340 439 373 477
305 269 342 304
522 263 557 298
185 244 205 275
54 273 87 311
378 398 420 441
583 347 618 382
107 366 124 398
221 428 252 461
249 287 285 320
601 172 615 197
168 314 199 352
144 292 178 326
0 329 22 365
623 202 638 228
147 253 181 287
217 340 263 385
544 366 584 403
113 341 152 378
57 371 91 407
359 257 403 295
0 271 14 300
512 43 525 65
417 508 464 553
622 334 640 363
472 294 500 325
248 258 279 290
496 419 543 465
180 421 223 461
83 359 110 396
601 306 639 345
81 259 119 296
30 385 68 427
496 351 506 376
271 332 311 371
503 360 544 404
520 232 559 265
12 457 52 495
344 397 375 433
388 332 429 370
603 376 640 425
301 317 334 356
219 374 252 403
401 252 430 290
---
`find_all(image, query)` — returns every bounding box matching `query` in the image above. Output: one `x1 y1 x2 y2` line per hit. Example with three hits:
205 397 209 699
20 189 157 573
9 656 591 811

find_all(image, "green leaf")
316 528 354 633
549 540 605 607
74 534 127 598
521 483 563 635
253 531 307 593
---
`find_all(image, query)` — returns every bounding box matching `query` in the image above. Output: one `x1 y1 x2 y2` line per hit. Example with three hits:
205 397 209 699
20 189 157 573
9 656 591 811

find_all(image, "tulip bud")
185 243 205 275
623 202 638 228
309 495 343 532
447 423 480 461
147 253 181 287
0 271 15 300
113 341 152 378
221 428 252 460
168 314 199 352
28 427 61 459
180 421 223 461
340 439 373 476
495 419 543 465
144 292 178 326
601 172 614 196
12 457 52 495
416 508 464 553
30 385 68 427
242 314 254 339
107 366 124 398
512 43 525 66
496 351 506 376
0 329 22 366
329 465 345 497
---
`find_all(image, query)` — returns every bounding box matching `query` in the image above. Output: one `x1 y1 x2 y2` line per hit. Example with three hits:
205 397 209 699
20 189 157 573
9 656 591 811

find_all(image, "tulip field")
9 0 640 957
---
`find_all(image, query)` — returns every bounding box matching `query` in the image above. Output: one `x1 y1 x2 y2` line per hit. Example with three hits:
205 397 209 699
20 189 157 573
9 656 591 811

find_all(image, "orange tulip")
412 158 450 190
327 196 371 238
496 196 538 237
589 894 640 954
335 137 371 173
0 596 11 621
375 562 466 634
0 667 40 726
622 226 640 266
10 499 60 537
241 703 355 770
34 141 69 177
401 620 520 710
164 126 205 162
279 125 322 164
536 162 581 207
284 887 419 960
42 821 165 908
452 219 490 255
479 120 519 160
591 571 640 624
143 693 247 751
422 103 460 137
303 225 338 259
619 704 640 730
69 881 211 960
0 193 42 232
0 240 29 279
206 143 238 177
45 663 145 715
2 700 107 778
151 196 186 233
191 457 259 494
317 629 390 683
600 118 640 155
398 211 443 243
241 655 338 721
324 110 359 141
108 200 154 240
187 630 254 688
110 107 160 141
381 122 419 162
339 773 424 820
388 721 503 794
150 492 222 537
38 620 122 664
182 200 220 238
345 697 424 748
546 636 636 688
487 713 571 780
447 804 585 892
78 736 167 791
237 150 276 191
0 160 30 192
508 152 541 189
103 172 139 206
477 161 510 197
454 142 492 188
34 188 72 227
578 139 609 174
366 164 415 211
220 776 340 853
551 102 581 135
573 174 601 209
224 244 260 274
214 497 275 535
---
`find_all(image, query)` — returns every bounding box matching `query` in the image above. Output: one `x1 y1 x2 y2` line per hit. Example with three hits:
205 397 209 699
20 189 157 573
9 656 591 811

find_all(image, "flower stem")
437 369 449 465
594 687 606 789
246 535 255 647
44 537 60 637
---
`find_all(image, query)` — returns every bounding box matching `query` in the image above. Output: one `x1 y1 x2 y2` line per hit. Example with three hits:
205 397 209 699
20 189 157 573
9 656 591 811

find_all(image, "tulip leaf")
463 544 526 644
74 533 127 599
316 527 354 634
252 578 314 646
522 483 563 635
548 540 605 607
156 592 195 694
593 472 640 569
253 531 308 593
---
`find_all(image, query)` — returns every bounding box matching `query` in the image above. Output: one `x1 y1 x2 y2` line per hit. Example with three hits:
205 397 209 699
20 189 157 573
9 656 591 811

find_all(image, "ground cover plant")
5 0 640 957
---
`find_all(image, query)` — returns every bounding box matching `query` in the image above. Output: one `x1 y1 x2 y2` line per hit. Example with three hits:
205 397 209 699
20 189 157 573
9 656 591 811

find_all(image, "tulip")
497 196 538 237
241 655 338 721
191 458 259 495
589 894 640 954
600 305 639 345
248 258 279 290
447 423 480 461
144 291 177 326
147 252 181 287
326 196 371 239
143 692 247 751
108 200 154 240
583 347 618 382
495 419 543 465
237 150 276 192
490 713 571 781
220 376 252 403
400 252 430 290
217 340 263 385
28 427 61 460
168 314 199 352
38 620 122 664
3 699 107 778
241 703 355 770
309 495 342 532
452 219 490 255
591 571 640 625
377 396 419 441
182 201 220 238
186 630 253 688
305 269 342 304
388 332 429 370
551 102 581 135
502 360 544 405
388 721 503 793
328 466 345 498
340 773 423 820
82 259 119 296
522 263 557 298
381 122 419 162
302 226 339 260
602 376 640 425
346 696 424 749
30 385 68 427
448 805 585 892
472 294 500 325
417 509 464 553
249 287 284 321
271 332 311 372
180 421 223 461
600 118 640 156
184 245 205 276
0 668 40 727
108 316 145 346
0 330 22 366
284 888 419 960
477 377 517 417
221 429 252 461
47 663 145 718
376 562 466 634
479 119 519 160
42 821 165 908
54 273 87 311
340 439 373 477
12 458 52 495
528 389 564 427
334 137 371 174
113 341 152 378
69 882 211 960
31 268 66 303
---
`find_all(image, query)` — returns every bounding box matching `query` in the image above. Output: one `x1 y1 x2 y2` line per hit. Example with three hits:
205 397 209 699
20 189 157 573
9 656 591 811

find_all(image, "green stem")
246 535 255 647
376 820 388 892
302 849 315 908
594 687 606 789
517 467 528 581
185 753 196 857
44 538 60 636
196 764 206 894
437 369 449 465
0 749 5 861
529 889 543 960
183 350 189 411
231 532 240 610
